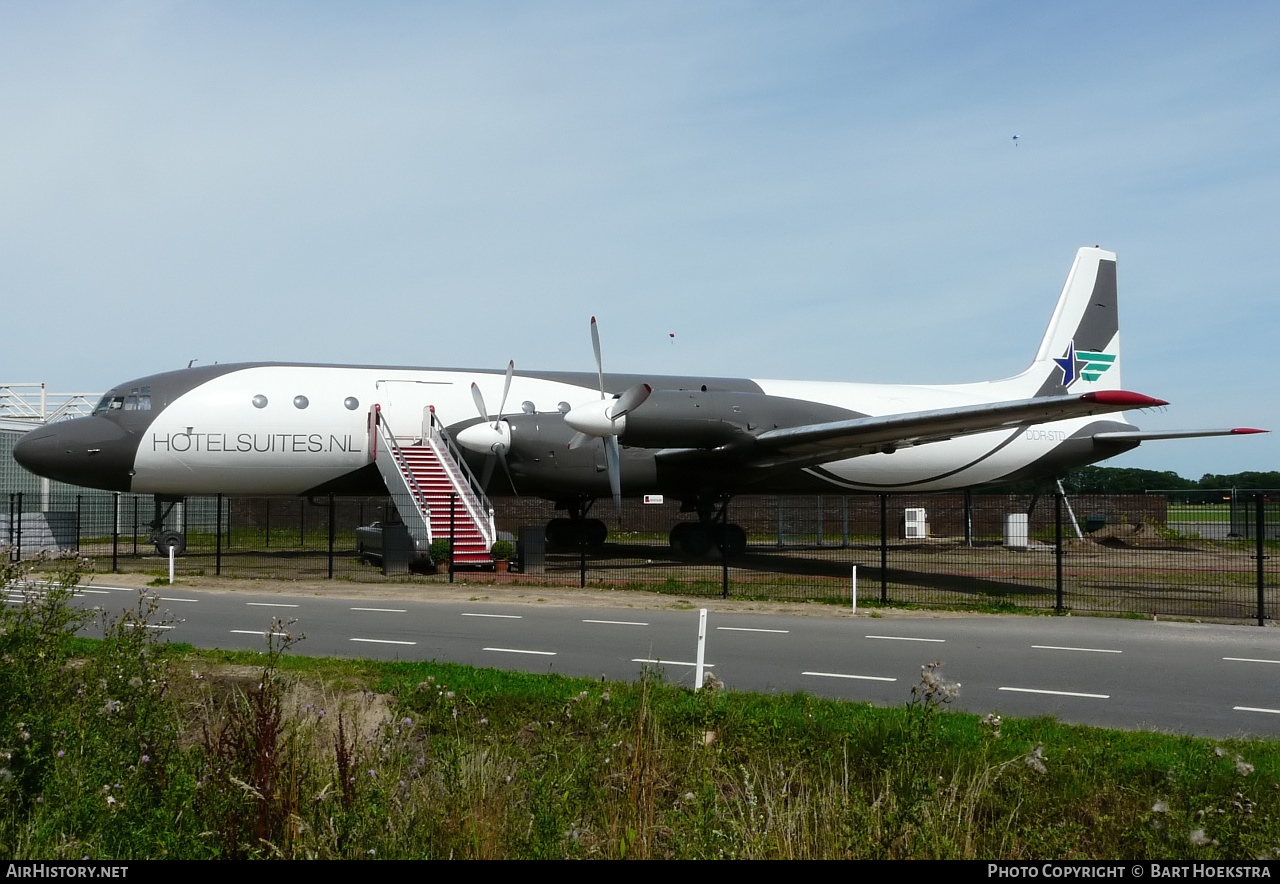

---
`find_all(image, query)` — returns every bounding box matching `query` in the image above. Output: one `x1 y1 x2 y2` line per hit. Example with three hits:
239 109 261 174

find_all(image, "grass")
5 557 1280 859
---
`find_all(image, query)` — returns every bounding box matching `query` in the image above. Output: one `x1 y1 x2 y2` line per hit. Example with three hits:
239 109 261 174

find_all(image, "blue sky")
3 1 1276 479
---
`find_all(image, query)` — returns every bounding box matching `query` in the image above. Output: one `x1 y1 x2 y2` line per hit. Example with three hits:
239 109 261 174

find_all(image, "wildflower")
1190 829 1216 847
980 713 1002 739
56 750 65 758
1024 744 1048 775
140 755 150 765
401 717 413 727
1235 756 1254 776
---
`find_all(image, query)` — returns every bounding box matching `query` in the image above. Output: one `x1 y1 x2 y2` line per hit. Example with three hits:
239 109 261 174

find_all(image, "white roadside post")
695 608 708 690
168 546 175 585
851 565 858 613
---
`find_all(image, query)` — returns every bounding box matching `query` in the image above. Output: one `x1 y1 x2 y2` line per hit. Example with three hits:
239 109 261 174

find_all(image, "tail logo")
1054 340 1116 388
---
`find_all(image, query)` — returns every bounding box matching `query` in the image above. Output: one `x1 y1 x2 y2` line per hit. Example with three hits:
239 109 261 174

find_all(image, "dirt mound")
1088 521 1178 548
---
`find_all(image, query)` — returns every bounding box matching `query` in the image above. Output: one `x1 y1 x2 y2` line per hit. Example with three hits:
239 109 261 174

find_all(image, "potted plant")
429 538 452 573
490 539 514 574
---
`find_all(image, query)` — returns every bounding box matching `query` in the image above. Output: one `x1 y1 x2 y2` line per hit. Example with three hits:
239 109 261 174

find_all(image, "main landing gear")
544 497 608 550
149 496 187 556
668 496 747 557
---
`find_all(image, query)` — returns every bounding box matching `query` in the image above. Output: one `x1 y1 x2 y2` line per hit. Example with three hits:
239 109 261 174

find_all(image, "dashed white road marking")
463 613 522 619
231 629 291 637
1224 657 1280 665
865 635 943 643
160 597 198 603
803 671 896 682
485 647 555 656
718 626 789 634
1032 645 1121 654
351 607 407 613
1234 706 1280 715
999 687 1110 699
350 637 417 646
583 619 649 626
247 602 299 608
632 658 713 667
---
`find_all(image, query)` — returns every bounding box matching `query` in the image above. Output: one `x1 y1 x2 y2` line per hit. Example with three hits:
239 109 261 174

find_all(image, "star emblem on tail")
1054 340 1116 388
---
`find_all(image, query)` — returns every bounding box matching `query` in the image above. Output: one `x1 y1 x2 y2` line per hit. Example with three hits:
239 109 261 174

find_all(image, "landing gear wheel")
670 522 713 556
716 524 748 556
155 531 186 557
545 518 608 550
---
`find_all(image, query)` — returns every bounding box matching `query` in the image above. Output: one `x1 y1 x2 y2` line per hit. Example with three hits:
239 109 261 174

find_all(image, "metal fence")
4 489 1277 623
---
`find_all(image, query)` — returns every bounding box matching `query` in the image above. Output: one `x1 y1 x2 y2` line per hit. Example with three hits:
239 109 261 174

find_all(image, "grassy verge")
3 557 1280 859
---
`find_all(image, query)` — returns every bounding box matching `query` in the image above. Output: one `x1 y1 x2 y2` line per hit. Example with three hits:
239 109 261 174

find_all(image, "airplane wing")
663 390 1169 470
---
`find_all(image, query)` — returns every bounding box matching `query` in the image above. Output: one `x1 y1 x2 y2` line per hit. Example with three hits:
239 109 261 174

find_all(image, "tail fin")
1025 247 1121 397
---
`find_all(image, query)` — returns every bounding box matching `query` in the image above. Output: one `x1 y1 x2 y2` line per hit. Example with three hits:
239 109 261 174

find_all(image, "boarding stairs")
370 405 496 566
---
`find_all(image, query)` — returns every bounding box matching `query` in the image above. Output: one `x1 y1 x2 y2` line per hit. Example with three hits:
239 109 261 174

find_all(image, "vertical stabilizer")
1026 247 1121 397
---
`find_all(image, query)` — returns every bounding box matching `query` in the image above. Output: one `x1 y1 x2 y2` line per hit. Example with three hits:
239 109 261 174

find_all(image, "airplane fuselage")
11 361 1138 502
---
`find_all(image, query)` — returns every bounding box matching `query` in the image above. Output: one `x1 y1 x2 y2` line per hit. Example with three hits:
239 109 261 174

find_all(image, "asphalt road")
8 577 1280 740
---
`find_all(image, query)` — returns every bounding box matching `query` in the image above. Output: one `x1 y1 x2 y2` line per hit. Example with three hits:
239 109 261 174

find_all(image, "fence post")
449 493 456 584
327 492 335 580
964 489 973 547
76 494 82 552
112 492 119 573
842 496 849 548
216 493 223 576
132 496 139 556
15 492 21 562
1054 489 1065 613
6 493 12 561
879 493 888 602
721 498 730 600
1256 493 1267 627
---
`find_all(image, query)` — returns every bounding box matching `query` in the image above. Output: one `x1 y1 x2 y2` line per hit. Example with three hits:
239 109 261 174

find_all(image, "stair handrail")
424 406 497 546
372 407 434 547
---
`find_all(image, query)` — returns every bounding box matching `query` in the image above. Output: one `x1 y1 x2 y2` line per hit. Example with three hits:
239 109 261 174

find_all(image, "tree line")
993 467 1280 495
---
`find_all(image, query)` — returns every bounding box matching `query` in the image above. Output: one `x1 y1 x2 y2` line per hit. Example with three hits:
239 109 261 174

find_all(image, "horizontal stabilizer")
1094 427 1268 442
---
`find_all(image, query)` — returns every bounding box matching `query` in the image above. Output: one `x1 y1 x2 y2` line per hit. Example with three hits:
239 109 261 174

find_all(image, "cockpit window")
123 386 152 411
94 387 150 415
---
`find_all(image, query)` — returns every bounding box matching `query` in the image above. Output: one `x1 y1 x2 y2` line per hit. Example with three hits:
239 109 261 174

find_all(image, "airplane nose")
12 417 138 492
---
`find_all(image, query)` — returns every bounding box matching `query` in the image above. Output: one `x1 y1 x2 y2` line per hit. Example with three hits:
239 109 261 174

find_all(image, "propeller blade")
590 316 604 399
495 442 517 496
471 382 489 422
611 383 651 420
604 435 622 520
479 452 496 491
495 360 514 428
567 431 592 450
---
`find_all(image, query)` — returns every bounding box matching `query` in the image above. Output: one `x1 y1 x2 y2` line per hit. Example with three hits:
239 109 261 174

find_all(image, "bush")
490 539 514 561
429 538 451 566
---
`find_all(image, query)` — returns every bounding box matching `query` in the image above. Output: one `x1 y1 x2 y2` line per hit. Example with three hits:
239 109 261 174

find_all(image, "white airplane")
12 247 1263 556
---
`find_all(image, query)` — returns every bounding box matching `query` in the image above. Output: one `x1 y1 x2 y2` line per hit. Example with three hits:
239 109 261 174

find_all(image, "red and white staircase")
370 405 496 566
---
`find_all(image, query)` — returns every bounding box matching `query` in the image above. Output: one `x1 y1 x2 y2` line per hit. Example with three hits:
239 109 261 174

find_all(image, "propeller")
455 360 517 492
564 317 652 518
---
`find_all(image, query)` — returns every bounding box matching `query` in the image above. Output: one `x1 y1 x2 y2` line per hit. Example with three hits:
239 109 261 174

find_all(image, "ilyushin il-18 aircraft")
13 247 1264 557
